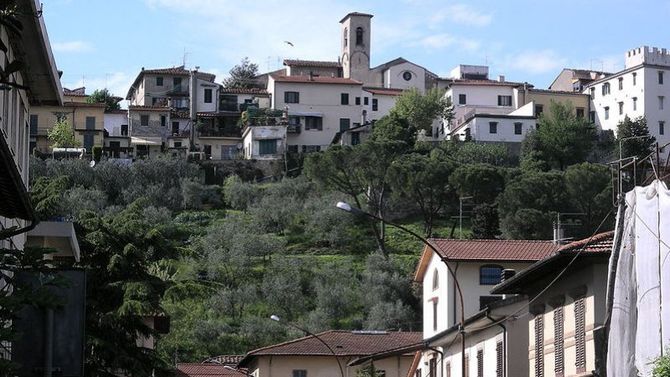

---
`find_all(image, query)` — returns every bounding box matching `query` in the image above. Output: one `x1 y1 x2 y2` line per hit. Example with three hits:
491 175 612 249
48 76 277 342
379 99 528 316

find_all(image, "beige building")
492 231 613 377
0 0 62 255
520 88 590 119
238 331 422 377
548 69 612 93
31 87 106 154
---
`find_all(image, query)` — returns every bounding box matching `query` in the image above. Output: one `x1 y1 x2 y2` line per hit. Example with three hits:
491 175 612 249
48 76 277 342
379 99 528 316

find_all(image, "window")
204 88 213 103
364 97 369 106
604 107 610 120
660 96 665 110
284 91 300 103
464 355 469 377
351 132 360 145
305 116 323 130
343 28 348 47
480 265 503 285
172 122 180 135
86 116 95 130
140 115 149 126
372 99 378 111
339 118 351 131
429 357 437 377
293 370 307 377
496 341 503 377
589 111 596 123
489 122 498 134
258 139 277 155
660 121 665 135
602 82 611 95
121 124 128 136
619 101 624 115
633 72 637 85
174 141 182 148
514 122 523 135
445 363 451 377
29 114 38 135
432 269 439 290
432 300 438 331
477 349 483 377
590 87 595 98
575 298 586 373
287 145 299 153
633 97 638 111
459 94 467 105
660 70 665 84
341 93 349 105
535 315 544 377
173 77 182 90
535 104 544 115
161 115 167 127
355 97 361 105
576 108 585 118
497 95 512 106
156 76 163 86
618 77 623 90
403 71 412 81
84 133 94 150
554 307 565 376
302 145 321 153
480 295 501 310
356 27 363 45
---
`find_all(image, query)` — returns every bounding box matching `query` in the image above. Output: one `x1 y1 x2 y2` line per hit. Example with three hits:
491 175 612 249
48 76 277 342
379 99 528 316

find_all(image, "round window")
403 71 412 81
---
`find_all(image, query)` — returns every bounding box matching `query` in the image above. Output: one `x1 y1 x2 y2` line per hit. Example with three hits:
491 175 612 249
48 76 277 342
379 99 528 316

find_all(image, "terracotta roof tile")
364 87 404 96
428 238 556 262
143 65 190 76
283 59 341 68
239 331 422 365
556 231 614 254
441 78 531 88
176 364 246 377
128 105 170 112
272 75 362 85
221 88 269 95
203 355 245 365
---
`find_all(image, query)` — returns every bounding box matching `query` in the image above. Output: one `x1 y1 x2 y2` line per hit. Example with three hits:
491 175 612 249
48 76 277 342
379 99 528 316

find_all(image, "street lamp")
270 315 345 377
336 201 468 377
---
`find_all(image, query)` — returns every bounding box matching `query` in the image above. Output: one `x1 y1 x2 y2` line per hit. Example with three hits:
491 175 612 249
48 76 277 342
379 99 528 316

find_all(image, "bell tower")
340 12 373 81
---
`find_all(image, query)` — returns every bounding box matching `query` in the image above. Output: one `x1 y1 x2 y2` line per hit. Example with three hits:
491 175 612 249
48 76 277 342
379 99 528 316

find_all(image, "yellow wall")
523 90 590 118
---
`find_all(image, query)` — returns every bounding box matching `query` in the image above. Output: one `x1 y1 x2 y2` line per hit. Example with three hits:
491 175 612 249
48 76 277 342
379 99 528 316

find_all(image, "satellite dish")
89 160 96 167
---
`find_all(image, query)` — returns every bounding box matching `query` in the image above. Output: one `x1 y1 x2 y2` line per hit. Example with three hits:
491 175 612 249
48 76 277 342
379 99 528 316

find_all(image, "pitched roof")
126 66 216 99
491 231 614 295
340 12 374 23
64 87 86 96
203 355 245 365
238 331 422 366
128 105 170 112
271 75 362 85
220 87 269 95
440 78 531 88
176 364 246 377
364 87 404 96
414 239 557 282
284 59 341 68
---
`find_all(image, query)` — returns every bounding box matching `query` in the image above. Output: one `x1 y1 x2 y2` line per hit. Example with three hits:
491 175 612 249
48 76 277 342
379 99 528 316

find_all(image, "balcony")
287 124 301 134
167 86 189 96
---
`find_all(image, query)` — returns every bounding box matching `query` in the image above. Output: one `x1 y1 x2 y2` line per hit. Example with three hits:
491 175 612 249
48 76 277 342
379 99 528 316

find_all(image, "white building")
584 46 670 146
449 102 537 147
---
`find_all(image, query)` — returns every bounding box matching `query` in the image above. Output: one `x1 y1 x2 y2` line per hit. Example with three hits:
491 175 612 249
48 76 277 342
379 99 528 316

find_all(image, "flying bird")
284 41 294 47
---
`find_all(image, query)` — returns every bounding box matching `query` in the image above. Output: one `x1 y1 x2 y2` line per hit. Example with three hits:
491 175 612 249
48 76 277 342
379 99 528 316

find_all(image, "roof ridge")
429 238 553 243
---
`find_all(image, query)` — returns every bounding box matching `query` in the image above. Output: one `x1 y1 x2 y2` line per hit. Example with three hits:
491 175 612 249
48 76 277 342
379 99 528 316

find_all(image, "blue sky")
45 0 670 101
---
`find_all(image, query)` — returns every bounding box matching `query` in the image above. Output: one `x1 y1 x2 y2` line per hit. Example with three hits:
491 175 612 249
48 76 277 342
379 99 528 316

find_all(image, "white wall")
457 115 536 143
384 62 427 92
196 78 219 113
242 125 286 159
104 112 128 136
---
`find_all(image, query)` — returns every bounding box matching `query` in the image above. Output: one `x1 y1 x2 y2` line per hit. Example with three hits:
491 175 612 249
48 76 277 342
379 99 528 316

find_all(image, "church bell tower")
340 12 373 81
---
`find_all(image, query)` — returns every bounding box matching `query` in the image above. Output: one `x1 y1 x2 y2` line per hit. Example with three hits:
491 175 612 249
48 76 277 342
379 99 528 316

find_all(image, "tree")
470 203 501 239
370 112 416 147
522 101 596 170
451 142 510 166
390 88 452 135
86 88 121 112
388 152 455 236
222 57 259 89
47 119 80 148
616 116 656 161
564 163 613 237
449 163 505 204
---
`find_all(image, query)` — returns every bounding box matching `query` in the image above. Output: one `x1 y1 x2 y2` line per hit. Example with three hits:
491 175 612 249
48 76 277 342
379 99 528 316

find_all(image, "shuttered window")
477 349 483 377
554 307 565 376
575 298 586 373
445 362 451 377
464 355 469 377
258 139 277 155
86 116 95 130
496 341 503 377
535 315 544 377
429 357 436 377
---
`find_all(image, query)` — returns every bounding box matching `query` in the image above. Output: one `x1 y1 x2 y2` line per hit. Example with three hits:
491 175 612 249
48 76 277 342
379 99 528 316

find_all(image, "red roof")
176 364 246 377
239 331 422 366
272 75 362 85
557 231 614 254
284 59 341 68
442 78 531 88
128 105 170 112
221 87 269 95
364 87 404 96
142 66 190 76
203 355 245 365
429 238 556 261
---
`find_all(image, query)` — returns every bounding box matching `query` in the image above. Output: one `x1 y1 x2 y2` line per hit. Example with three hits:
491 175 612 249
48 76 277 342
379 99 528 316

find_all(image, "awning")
131 136 162 145
289 111 323 117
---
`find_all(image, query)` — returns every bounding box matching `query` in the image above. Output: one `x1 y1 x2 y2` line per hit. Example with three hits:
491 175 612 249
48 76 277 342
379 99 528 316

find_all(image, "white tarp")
608 180 670 376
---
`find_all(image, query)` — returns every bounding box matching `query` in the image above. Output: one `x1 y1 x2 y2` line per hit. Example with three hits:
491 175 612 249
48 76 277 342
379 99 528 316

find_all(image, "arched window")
480 264 503 285
343 28 348 47
432 269 439 290
356 27 364 46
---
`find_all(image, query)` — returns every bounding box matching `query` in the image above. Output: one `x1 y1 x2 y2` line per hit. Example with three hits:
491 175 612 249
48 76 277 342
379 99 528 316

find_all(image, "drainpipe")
486 313 506 377
425 346 444 377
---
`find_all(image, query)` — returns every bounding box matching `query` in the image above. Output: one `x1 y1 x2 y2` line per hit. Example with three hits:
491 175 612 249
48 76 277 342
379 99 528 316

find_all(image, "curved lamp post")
270 315 345 377
335 202 467 377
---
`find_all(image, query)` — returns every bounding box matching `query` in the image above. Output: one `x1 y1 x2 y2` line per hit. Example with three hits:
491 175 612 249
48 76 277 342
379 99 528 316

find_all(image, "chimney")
498 75 505 82
553 221 565 245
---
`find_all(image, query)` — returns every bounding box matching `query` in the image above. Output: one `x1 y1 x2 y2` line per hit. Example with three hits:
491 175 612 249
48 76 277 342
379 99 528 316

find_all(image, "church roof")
283 59 341 68
340 12 374 23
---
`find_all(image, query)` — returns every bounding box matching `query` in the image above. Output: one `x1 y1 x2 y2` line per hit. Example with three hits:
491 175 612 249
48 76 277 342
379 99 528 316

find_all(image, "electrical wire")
463 209 614 333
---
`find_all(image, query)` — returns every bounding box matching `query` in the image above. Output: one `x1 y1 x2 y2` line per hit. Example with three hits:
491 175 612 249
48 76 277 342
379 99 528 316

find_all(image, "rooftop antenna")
182 48 190 68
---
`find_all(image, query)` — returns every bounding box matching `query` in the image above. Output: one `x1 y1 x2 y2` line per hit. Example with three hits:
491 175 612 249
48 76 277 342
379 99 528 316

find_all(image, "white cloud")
431 4 492 27
505 49 568 75
52 41 93 53
417 33 480 52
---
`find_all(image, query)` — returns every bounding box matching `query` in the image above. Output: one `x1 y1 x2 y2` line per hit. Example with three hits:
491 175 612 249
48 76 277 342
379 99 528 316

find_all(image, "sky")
44 0 670 102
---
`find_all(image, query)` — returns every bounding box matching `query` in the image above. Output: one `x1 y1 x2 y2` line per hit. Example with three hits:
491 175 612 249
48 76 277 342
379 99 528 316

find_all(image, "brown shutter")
554 307 565 376
477 349 483 377
445 362 450 377
496 341 503 377
575 298 586 373
535 315 544 377
464 355 469 377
